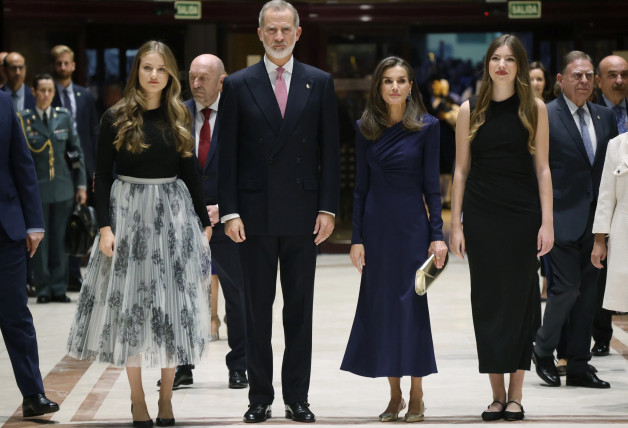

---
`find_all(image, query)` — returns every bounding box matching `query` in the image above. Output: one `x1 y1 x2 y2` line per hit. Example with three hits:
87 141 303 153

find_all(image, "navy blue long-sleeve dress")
341 115 442 377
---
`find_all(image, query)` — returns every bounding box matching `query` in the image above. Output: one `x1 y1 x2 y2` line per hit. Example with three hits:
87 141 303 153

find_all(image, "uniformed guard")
17 73 87 304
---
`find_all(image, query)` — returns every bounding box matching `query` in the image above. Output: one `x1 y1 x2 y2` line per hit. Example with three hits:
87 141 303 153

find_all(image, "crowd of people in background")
0 0 627 425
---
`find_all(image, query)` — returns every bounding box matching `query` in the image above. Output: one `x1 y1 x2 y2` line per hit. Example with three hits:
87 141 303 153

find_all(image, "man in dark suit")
0 90 60 418
217 0 339 422
590 54 628 357
50 45 100 291
533 51 617 389
1 52 35 111
157 54 249 390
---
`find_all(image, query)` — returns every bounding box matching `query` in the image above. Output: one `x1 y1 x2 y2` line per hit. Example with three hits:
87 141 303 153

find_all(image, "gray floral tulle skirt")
67 176 212 368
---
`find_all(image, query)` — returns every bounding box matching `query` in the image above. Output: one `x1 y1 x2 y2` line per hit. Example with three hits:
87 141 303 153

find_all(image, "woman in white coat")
592 132 628 312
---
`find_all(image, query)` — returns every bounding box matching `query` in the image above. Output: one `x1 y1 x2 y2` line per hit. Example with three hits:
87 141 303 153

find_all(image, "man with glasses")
1 52 35 111
532 51 617 389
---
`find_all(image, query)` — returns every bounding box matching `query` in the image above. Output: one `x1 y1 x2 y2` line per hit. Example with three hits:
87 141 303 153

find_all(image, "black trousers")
239 234 317 405
210 225 247 372
535 215 600 374
0 227 45 396
592 260 613 345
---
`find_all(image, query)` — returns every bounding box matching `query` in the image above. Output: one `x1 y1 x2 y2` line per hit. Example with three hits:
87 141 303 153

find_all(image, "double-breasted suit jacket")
0 91 46 396
218 59 340 235
217 57 340 405
548 95 617 242
17 106 86 298
593 133 628 312
184 97 247 372
52 83 100 178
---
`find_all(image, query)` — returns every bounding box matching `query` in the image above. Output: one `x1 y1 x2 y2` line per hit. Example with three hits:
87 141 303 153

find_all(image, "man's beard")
262 39 296 60
55 70 72 80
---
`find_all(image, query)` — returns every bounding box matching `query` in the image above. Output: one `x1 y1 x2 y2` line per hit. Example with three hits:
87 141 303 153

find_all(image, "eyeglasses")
6 65 25 71
569 71 594 82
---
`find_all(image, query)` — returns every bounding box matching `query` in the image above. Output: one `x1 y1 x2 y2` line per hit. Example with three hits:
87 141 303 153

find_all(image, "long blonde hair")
112 40 193 157
469 34 538 153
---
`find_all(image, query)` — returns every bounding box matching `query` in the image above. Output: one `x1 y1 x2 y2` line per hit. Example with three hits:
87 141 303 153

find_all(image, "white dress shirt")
563 94 598 154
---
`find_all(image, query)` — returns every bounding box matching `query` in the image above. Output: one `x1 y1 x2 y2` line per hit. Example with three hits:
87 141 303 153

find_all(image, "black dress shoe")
532 350 560 386
588 364 598 373
591 342 610 356
229 370 249 389
157 365 193 389
36 296 50 304
51 294 71 303
22 393 59 418
285 402 315 423
243 403 271 423
566 371 611 388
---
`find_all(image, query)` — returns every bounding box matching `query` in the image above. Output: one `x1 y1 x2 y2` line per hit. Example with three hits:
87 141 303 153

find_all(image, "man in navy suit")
0 91 60 418
589 54 628 357
218 0 339 422
50 45 100 292
157 54 249 390
1 52 36 111
533 51 617 389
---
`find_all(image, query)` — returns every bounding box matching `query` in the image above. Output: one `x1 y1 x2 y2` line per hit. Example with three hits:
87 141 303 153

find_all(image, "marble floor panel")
1 254 627 427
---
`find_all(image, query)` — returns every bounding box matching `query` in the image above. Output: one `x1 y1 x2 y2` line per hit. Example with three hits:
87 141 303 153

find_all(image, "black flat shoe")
156 417 175 426
503 401 524 421
243 403 271 423
22 393 59 418
285 402 315 423
229 370 249 389
51 294 71 303
481 400 505 421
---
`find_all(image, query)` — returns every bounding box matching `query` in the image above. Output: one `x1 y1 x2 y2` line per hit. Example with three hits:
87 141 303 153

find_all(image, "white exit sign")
508 1 542 19
175 1 202 20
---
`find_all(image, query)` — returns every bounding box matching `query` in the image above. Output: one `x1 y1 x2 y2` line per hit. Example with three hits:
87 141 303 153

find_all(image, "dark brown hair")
359 56 427 141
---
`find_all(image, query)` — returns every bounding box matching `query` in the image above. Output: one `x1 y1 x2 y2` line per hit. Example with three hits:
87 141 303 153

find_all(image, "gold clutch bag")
415 253 449 296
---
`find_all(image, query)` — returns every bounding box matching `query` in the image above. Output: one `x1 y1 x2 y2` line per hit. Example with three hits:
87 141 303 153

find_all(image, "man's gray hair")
560 50 592 75
258 0 300 28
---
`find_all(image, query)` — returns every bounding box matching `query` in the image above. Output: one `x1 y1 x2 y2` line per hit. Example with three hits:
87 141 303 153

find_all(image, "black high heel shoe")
156 417 175 427
131 404 153 427
156 401 175 426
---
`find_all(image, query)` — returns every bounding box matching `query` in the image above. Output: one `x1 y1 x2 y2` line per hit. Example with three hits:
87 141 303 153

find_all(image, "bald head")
4 52 27 91
189 54 225 107
596 55 628 105
0 52 8 85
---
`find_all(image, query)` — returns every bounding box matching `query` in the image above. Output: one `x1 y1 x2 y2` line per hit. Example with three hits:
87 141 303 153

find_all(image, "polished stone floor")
1 254 627 427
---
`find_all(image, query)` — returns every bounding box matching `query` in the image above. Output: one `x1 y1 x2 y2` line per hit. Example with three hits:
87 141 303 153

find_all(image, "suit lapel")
245 61 282 135
588 102 607 166
205 117 219 172
556 96 591 166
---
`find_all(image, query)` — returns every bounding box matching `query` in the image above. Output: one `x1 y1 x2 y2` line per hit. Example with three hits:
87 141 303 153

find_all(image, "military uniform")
17 106 86 300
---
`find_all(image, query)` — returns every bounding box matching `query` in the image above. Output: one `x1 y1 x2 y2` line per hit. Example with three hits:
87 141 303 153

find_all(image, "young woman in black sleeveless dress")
450 35 553 421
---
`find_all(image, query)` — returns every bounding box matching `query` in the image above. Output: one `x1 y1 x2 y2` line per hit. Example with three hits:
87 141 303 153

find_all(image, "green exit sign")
175 0 202 20
508 1 541 19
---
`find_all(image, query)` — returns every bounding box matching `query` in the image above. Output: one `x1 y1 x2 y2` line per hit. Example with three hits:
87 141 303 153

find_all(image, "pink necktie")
198 108 212 168
275 67 287 118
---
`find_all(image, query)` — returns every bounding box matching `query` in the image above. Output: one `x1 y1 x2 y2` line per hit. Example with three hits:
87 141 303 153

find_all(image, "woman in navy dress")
341 56 447 423
450 35 553 421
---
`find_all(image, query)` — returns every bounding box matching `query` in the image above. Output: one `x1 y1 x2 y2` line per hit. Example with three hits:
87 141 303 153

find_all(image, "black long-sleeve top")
94 107 211 229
